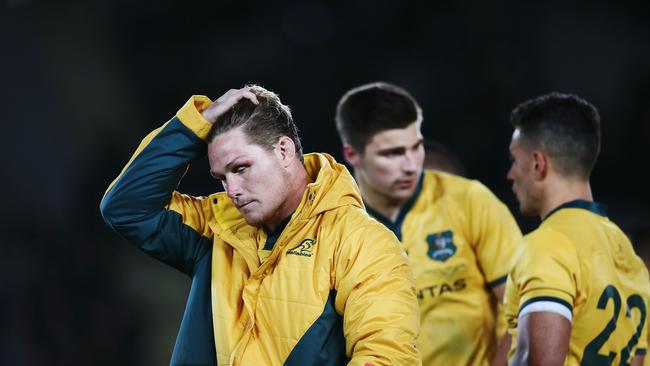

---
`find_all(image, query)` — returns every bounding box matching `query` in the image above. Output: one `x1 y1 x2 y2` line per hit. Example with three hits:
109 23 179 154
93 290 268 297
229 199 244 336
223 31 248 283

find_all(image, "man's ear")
276 136 296 167
531 150 549 180
342 144 361 168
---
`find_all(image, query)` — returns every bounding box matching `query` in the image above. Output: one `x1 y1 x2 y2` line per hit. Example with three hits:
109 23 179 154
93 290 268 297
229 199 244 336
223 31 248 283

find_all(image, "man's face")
507 129 541 216
208 127 289 227
352 122 425 204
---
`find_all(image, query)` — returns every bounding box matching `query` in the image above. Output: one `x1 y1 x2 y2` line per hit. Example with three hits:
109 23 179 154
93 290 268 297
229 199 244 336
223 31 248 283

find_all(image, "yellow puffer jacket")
100 96 421 365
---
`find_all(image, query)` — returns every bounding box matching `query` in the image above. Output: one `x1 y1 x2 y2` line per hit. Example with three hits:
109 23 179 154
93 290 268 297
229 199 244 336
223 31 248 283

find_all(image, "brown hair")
335 81 422 153
510 92 601 179
209 85 303 162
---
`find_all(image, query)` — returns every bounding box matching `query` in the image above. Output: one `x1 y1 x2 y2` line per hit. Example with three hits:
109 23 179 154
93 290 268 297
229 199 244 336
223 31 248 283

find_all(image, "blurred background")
2 0 650 364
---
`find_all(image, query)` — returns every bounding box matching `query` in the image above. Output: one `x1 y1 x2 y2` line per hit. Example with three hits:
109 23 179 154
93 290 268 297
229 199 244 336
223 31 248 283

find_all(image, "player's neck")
359 185 407 223
370 200 403 223
266 163 311 231
540 176 593 220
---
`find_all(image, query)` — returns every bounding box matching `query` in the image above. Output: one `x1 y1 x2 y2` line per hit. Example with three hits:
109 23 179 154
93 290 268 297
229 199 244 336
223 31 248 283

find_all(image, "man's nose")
403 150 420 173
225 179 242 199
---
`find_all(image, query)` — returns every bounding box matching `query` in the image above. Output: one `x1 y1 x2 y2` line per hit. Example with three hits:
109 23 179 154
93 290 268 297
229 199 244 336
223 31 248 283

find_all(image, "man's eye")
234 166 247 174
382 150 402 157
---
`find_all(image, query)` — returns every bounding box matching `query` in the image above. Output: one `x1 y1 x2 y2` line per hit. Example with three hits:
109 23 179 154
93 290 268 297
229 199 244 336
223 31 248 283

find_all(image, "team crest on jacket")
287 238 316 257
426 230 457 262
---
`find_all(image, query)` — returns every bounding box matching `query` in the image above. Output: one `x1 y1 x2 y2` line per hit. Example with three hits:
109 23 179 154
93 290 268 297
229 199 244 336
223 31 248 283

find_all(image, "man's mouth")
237 201 253 210
395 179 415 189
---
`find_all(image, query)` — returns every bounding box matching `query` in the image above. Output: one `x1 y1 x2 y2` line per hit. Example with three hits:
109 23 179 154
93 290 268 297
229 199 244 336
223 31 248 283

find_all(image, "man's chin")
394 186 416 199
242 215 263 227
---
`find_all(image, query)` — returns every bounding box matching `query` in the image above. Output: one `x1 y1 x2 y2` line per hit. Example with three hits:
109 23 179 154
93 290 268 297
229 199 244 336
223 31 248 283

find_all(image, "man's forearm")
100 118 206 233
492 332 511 366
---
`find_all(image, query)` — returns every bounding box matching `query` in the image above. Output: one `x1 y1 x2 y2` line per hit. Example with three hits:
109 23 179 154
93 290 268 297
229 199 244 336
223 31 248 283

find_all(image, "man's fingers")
216 88 258 105
241 90 259 105
203 87 260 123
217 89 258 111
215 88 240 103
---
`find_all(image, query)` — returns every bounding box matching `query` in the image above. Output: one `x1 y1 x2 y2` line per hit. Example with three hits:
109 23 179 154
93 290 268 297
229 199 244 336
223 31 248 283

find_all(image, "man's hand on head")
201 87 259 124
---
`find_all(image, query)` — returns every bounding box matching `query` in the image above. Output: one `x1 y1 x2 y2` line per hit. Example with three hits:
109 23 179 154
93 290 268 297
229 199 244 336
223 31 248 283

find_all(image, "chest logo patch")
426 230 457 262
287 238 316 257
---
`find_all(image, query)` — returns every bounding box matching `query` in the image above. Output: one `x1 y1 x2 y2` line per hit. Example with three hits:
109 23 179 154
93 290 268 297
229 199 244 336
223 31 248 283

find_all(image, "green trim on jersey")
543 199 607 222
519 296 573 315
488 275 508 288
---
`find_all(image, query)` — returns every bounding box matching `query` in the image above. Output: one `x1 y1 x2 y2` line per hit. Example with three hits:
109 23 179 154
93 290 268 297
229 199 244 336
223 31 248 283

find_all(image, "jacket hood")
296 152 364 220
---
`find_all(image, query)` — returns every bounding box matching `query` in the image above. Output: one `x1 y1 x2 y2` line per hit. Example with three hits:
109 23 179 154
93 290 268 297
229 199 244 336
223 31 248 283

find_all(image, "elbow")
99 189 128 229
99 192 117 229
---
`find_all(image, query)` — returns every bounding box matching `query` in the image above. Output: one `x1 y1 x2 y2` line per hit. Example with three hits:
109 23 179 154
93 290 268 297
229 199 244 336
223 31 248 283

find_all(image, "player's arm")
507 230 578 366
511 311 571 366
100 89 258 274
334 219 421 366
464 182 523 366
465 180 522 292
491 283 510 366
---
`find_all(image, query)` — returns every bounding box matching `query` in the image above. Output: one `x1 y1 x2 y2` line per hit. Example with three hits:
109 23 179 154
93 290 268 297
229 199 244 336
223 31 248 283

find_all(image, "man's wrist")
176 95 214 141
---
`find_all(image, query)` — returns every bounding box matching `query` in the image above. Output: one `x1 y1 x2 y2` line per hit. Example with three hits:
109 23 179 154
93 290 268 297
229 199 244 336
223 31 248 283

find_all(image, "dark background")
2 1 650 364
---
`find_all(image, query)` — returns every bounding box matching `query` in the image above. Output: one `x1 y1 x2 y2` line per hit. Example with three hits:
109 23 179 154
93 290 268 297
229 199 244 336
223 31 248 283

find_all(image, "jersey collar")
542 199 608 222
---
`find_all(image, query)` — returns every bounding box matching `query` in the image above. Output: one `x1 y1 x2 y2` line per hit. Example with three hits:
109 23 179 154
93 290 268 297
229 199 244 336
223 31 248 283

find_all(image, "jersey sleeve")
510 229 579 319
466 180 523 287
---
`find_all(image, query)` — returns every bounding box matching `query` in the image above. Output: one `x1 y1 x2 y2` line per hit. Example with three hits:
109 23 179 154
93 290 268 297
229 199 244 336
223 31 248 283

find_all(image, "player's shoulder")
522 226 577 257
510 227 581 281
424 169 473 187
423 169 495 201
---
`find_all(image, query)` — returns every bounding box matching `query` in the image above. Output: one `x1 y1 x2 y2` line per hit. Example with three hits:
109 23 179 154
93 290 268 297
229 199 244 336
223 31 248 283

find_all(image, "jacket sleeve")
100 96 216 275
334 216 422 366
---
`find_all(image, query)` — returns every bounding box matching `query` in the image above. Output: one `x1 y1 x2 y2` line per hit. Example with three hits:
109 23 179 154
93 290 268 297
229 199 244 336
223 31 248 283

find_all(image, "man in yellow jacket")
100 86 421 365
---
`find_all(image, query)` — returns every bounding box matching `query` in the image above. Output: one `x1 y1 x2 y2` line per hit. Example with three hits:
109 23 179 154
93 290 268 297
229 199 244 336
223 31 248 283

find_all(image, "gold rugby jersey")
505 200 650 365
366 170 522 366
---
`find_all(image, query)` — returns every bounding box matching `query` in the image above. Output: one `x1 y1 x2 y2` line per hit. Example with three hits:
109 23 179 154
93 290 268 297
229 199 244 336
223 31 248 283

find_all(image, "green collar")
262 214 293 250
542 199 607 222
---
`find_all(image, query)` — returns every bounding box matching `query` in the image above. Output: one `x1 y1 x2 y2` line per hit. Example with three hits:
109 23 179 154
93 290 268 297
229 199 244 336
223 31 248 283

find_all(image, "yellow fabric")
402 171 522 365
164 97 421 365
504 206 650 365
255 230 271 265
175 95 214 141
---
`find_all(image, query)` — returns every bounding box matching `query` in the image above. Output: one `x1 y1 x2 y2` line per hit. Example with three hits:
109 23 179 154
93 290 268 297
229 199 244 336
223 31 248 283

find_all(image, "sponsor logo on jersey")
417 279 466 300
287 238 316 257
426 230 457 261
